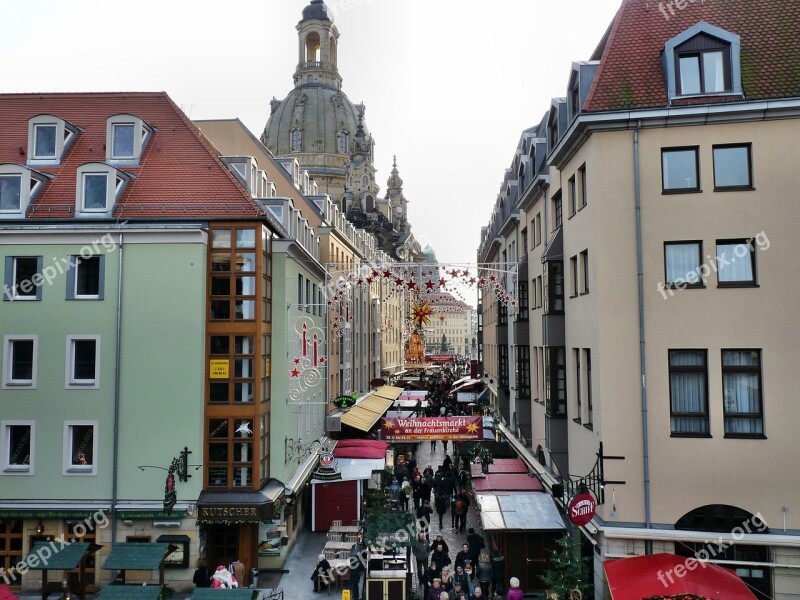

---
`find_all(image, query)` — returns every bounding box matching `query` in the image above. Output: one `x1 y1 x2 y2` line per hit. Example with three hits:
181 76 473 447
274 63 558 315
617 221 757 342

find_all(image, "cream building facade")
479 1 800 597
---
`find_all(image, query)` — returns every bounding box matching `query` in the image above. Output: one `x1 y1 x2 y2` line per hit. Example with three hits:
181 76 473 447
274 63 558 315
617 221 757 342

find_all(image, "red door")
313 480 359 531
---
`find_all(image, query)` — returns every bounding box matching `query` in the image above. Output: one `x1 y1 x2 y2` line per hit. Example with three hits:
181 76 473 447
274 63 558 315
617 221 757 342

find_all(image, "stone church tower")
263 0 422 261
262 0 368 205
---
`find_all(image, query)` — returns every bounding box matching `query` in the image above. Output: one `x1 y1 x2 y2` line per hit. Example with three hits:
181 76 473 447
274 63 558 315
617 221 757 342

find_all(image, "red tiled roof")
471 473 543 492
585 0 800 112
0 92 263 219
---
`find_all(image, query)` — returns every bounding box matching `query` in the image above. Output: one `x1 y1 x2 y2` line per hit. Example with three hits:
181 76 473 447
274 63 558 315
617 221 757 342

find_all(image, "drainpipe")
111 231 125 547
633 123 653 553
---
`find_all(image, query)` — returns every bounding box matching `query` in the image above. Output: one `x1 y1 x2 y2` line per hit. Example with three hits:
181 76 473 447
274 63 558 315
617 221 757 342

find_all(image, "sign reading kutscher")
380 416 482 441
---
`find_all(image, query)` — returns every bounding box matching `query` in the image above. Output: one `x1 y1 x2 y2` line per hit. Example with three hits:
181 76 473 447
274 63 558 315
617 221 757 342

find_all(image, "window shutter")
65 255 76 300
3 257 12 301
97 255 106 300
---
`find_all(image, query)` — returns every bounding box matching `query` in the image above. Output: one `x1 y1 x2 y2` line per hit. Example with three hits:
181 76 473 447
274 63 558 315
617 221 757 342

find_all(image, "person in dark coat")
192 559 210 588
431 533 449 555
430 542 451 572
312 554 332 592
435 493 449 528
454 543 472 570
416 500 433 540
466 528 485 564
423 562 440 598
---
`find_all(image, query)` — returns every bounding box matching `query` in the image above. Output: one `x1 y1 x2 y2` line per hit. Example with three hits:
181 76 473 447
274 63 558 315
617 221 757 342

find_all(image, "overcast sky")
1 0 621 265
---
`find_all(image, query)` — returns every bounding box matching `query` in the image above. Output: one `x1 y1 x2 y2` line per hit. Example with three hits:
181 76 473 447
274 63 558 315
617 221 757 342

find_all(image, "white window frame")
65 335 101 389
66 254 105 300
63 421 98 475
106 114 152 164
0 164 48 219
3 256 44 301
2 335 38 389
75 163 130 216
1 420 35 475
27 114 79 166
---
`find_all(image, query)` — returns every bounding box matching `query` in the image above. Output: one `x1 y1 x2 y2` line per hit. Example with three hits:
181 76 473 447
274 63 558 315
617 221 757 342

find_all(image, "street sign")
568 493 597 526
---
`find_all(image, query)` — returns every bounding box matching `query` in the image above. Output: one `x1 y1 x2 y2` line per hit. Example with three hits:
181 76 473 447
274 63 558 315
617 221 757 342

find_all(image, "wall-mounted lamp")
35 520 44 535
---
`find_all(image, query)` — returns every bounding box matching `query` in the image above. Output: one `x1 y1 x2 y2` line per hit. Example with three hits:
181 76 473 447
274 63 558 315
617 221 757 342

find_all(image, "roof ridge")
160 94 265 217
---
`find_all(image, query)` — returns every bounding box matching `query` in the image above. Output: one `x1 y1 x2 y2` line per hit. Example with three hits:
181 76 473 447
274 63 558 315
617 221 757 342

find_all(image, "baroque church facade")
262 0 421 262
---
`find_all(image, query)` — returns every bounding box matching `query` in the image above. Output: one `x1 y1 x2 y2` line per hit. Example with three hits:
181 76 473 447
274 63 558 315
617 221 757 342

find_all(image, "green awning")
95 586 163 600
103 543 174 571
25 542 95 570
191 589 258 600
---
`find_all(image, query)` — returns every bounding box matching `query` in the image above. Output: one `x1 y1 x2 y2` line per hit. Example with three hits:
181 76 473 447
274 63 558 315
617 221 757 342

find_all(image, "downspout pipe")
111 231 124 547
633 123 653 553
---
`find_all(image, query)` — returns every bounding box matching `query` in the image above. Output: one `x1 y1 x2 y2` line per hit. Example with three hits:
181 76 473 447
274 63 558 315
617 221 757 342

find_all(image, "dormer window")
106 114 152 164
664 23 742 102
76 163 131 215
27 114 79 165
0 164 49 219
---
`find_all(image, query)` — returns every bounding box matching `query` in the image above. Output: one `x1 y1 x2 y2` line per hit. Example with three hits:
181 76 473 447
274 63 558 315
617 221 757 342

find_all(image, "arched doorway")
675 504 771 598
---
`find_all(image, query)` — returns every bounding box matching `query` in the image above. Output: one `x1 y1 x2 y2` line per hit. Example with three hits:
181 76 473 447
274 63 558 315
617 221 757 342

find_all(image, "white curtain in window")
666 244 700 283
717 244 753 282
670 351 707 433
704 51 725 92
723 351 762 434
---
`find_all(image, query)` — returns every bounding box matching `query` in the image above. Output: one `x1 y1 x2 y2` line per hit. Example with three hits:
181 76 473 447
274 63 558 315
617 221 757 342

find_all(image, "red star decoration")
366 277 373 284
511 300 518 307
356 278 364 286
293 357 301 365
318 357 326 364
383 270 393 279
439 316 446 322
332 322 339 329
479 277 487 286
469 277 477 285
439 278 447 287
425 280 436 291
290 368 301 378
489 274 497 282
406 279 418 291
462 270 470 277
394 277 405 287
449 269 459 278
327 299 334 306
372 270 380 278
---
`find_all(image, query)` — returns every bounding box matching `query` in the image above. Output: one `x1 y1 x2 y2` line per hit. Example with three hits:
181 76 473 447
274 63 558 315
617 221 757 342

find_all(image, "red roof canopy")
333 439 389 459
471 473 543 492
603 553 756 600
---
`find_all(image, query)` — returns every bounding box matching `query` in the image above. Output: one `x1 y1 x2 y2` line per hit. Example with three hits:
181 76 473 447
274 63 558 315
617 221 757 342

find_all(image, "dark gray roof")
301 0 331 22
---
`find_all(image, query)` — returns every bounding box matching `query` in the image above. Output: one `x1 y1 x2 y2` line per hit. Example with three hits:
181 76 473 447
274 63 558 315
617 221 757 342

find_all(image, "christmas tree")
541 533 592 599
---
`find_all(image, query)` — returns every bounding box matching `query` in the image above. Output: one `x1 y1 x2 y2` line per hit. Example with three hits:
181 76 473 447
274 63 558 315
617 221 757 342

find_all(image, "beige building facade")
479 2 800 597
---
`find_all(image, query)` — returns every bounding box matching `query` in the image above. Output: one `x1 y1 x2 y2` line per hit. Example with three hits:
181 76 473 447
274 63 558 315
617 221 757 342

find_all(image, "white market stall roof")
476 492 566 531
310 458 385 483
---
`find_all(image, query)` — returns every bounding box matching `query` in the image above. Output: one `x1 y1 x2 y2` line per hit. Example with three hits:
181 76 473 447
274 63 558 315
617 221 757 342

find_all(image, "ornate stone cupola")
295 0 342 90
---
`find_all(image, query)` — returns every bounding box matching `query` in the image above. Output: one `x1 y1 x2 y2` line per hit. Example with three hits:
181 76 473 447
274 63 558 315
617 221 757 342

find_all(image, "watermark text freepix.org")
658 0 700 20
2 233 116 302
656 512 768 587
0 510 109 585
657 232 770 300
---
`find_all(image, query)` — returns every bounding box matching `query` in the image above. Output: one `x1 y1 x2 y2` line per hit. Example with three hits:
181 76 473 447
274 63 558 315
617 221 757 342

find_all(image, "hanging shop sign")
380 416 482 441
312 451 342 481
333 395 358 409
568 493 597 526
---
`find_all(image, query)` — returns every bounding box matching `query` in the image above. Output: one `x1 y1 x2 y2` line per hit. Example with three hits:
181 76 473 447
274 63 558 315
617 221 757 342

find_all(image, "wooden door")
313 481 358 531
387 579 405 600
207 524 238 572
366 579 384 600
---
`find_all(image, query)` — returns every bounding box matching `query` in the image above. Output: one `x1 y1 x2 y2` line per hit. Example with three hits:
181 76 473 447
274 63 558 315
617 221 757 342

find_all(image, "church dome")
301 0 332 22
264 87 368 160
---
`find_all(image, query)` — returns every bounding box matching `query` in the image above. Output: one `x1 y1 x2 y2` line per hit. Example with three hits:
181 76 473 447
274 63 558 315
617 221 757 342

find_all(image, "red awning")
0 586 19 600
333 439 389 459
471 473 543 492
471 458 529 478
603 553 757 600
